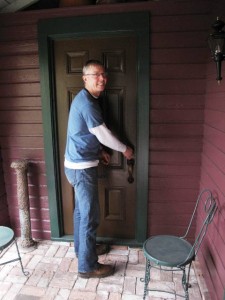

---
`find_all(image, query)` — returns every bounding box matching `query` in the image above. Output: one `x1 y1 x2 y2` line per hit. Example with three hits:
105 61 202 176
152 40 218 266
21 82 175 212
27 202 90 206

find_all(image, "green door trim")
38 12 149 246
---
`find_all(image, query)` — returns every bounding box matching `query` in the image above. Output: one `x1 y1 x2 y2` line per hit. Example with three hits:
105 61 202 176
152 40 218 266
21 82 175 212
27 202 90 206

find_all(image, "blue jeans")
64 167 100 272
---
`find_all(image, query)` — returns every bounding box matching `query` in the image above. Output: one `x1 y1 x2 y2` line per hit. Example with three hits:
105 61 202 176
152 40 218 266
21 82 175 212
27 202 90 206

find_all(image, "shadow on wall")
0 148 10 226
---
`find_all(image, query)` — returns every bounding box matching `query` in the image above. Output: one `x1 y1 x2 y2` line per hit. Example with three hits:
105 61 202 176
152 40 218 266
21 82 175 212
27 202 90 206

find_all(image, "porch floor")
0 239 210 300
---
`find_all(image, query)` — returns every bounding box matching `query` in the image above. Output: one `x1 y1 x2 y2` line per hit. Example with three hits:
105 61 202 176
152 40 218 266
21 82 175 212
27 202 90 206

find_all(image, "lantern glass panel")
208 36 225 54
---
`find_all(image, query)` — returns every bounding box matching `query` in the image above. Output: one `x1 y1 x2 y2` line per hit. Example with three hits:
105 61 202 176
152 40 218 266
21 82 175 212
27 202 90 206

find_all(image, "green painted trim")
38 36 63 238
38 11 149 244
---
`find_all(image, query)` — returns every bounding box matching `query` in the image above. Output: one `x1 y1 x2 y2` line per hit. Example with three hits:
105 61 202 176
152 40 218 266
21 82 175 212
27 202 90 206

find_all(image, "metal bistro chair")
142 189 217 300
0 226 29 276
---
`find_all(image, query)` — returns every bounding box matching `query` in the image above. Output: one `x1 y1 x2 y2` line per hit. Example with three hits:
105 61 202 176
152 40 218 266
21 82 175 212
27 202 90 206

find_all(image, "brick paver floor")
0 240 210 300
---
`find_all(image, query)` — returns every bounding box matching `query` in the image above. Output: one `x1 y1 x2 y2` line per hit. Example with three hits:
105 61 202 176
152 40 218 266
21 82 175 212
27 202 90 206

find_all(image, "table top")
0 226 14 250
143 235 195 267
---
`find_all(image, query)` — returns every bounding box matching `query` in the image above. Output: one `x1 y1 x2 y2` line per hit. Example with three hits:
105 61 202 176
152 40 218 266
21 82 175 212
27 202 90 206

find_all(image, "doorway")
54 36 137 239
38 12 149 245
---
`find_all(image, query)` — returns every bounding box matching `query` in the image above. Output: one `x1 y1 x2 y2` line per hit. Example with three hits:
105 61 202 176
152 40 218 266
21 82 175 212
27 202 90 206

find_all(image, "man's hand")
123 146 134 160
100 149 111 165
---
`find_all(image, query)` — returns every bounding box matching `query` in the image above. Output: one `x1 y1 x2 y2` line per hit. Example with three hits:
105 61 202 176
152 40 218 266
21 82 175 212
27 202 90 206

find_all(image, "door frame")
38 12 149 246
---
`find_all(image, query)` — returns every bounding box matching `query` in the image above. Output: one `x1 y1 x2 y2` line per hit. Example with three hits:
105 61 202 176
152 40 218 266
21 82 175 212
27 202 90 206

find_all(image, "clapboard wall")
198 3 225 299
148 4 208 239
0 1 224 298
0 0 210 240
198 67 225 300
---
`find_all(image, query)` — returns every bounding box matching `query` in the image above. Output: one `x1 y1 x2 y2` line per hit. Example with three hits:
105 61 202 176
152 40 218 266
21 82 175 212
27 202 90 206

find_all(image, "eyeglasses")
84 72 108 78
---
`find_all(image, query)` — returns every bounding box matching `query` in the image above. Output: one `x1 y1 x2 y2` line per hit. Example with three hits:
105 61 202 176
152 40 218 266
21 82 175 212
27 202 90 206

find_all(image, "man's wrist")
122 145 127 153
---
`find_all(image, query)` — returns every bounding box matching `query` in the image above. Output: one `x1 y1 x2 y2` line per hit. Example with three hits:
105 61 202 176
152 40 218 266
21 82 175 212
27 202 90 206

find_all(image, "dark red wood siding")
0 7 49 238
198 3 225 300
198 76 225 300
197 1 225 299
0 1 224 299
148 6 209 239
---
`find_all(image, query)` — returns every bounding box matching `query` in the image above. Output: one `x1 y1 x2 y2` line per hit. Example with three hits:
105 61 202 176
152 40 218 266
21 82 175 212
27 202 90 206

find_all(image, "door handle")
127 159 135 184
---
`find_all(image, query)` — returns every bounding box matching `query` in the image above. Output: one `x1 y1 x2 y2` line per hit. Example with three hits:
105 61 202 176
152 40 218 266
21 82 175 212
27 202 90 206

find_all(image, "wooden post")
11 160 35 248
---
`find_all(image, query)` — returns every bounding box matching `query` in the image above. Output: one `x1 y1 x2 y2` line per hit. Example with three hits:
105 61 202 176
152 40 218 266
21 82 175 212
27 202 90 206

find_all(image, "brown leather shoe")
96 244 110 256
78 263 114 278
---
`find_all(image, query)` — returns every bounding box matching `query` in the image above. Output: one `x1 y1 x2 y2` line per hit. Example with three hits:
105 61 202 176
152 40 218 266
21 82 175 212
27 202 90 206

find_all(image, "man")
64 60 133 278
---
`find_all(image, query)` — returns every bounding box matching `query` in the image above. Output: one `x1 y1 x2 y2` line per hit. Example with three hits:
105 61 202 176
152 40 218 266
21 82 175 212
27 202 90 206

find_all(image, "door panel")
54 36 137 239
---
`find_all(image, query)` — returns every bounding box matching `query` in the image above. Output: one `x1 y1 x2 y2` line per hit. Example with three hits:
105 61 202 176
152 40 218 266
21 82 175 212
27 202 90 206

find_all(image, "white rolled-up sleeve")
89 123 126 153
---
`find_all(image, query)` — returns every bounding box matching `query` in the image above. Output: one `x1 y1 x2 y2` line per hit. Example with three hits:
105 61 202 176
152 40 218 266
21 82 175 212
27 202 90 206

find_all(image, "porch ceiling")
0 0 39 13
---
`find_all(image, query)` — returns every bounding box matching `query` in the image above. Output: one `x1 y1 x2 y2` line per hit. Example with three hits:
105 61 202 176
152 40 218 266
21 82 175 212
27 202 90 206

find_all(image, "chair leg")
181 265 191 300
143 259 151 300
14 238 29 276
185 263 192 300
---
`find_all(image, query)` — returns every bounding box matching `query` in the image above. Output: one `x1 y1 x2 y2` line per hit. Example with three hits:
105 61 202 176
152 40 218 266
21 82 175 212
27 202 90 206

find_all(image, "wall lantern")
208 17 225 84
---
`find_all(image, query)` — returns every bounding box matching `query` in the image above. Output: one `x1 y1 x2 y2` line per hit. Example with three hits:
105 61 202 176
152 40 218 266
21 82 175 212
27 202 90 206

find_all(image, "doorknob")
127 159 135 184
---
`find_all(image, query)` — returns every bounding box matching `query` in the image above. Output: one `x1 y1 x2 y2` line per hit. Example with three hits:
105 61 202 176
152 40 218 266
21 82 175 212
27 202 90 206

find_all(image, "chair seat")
0 226 14 250
143 235 195 267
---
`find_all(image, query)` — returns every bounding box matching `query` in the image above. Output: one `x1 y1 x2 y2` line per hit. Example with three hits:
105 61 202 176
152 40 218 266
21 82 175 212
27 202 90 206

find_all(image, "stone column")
11 160 35 248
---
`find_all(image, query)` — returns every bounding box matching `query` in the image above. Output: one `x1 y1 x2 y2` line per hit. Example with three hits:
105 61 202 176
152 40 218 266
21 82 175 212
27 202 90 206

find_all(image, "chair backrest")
181 189 217 257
